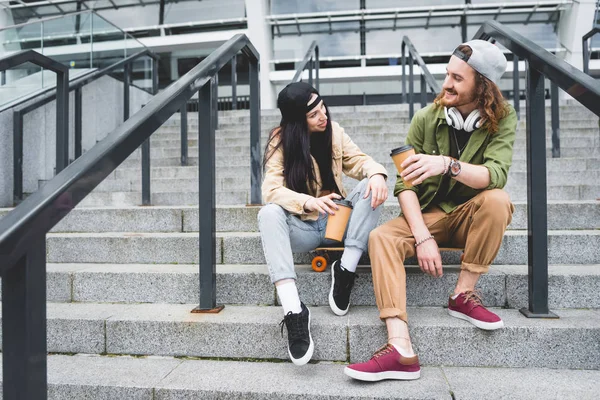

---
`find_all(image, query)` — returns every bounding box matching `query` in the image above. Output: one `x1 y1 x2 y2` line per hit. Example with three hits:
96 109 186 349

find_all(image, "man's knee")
478 189 513 222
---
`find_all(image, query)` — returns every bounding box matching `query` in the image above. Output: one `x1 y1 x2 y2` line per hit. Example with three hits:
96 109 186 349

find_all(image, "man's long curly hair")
434 44 510 134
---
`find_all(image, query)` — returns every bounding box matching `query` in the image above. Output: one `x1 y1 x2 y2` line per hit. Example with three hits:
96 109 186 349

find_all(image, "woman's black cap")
277 81 321 123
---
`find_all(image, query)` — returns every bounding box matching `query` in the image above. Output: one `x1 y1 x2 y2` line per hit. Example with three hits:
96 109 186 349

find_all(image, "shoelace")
462 289 484 311
279 311 306 341
371 344 394 359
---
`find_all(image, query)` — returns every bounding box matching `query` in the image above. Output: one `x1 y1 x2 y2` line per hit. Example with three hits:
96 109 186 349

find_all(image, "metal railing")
9 49 159 205
292 41 320 91
475 20 600 318
582 26 600 75
0 33 261 399
0 51 70 209
400 36 441 119
0 50 68 399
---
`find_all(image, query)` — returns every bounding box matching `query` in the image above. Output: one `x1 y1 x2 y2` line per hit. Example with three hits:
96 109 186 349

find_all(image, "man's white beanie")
452 40 508 84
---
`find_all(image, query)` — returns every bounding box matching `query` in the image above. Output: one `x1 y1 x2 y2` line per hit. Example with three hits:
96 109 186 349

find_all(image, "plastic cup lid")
390 145 414 156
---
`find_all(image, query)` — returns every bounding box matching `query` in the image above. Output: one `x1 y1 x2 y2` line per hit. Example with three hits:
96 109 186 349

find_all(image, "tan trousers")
369 189 514 322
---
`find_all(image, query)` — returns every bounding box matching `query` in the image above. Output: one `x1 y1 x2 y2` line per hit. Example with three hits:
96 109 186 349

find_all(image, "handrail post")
141 138 151 205
583 36 589 75
152 57 159 95
420 73 426 109
180 105 188 166
551 81 560 158
2 234 47 399
315 46 320 93
401 42 406 104
213 74 219 129
55 64 69 173
249 51 262 205
13 110 24 203
520 64 557 319
513 56 520 119
75 87 83 159
124 62 130 121
308 57 313 86
193 78 223 313
408 53 414 119
231 55 237 110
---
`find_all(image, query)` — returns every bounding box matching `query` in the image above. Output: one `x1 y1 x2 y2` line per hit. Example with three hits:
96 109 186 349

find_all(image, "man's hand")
303 193 342 215
364 174 388 209
401 154 446 185
416 238 443 277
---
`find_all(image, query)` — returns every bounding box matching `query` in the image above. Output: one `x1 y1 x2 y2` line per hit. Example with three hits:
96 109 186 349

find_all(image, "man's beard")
440 89 476 108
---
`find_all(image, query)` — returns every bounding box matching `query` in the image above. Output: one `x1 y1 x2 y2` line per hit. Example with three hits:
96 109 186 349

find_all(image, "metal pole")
2 235 47 399
141 138 151 205
420 73 426 109
231 55 237 110
409 54 414 119
520 65 557 319
75 87 82 159
583 37 590 75
13 110 23 203
551 81 560 158
192 79 223 313
212 74 218 129
308 57 313 86
1 70 5 86
513 56 520 119
249 55 262 205
55 66 69 173
124 63 130 121
401 42 406 104
152 57 159 95
180 105 188 166
315 46 320 93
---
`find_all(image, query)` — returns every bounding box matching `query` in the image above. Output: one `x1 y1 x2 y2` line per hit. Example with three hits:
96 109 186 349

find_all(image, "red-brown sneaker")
344 344 420 381
448 290 504 330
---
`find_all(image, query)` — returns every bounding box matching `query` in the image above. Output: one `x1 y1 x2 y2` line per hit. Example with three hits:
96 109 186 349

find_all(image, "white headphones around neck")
444 107 482 133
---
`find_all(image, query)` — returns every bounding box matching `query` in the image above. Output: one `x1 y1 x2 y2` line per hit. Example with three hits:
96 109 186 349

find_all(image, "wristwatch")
448 158 462 177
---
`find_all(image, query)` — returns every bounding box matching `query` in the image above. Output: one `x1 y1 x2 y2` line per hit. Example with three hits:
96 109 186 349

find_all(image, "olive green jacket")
394 103 517 213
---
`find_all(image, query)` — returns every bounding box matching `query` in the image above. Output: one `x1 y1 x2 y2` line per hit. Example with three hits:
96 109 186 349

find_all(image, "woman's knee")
257 203 287 227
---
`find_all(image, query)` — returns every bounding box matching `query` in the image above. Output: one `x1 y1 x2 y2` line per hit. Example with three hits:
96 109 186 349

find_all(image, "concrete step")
2 201 598 232
45 230 600 265
41 263 600 310
4 303 598 369
110 157 600 182
6 354 598 399
78 190 249 206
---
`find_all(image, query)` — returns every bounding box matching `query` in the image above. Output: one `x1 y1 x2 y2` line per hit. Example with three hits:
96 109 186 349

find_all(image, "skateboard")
310 247 464 272
310 247 344 272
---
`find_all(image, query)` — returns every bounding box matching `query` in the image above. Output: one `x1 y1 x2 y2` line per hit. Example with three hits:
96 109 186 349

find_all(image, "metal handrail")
10 48 159 204
474 20 600 319
292 41 319 92
401 36 441 119
582 26 600 75
0 50 70 204
0 33 261 399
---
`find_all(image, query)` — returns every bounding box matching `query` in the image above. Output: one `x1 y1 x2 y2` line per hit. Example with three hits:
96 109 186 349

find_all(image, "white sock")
340 246 362 273
451 293 460 300
276 281 302 315
391 343 415 357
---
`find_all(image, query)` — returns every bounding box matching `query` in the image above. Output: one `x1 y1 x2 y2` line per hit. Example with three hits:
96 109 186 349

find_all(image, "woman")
258 82 388 365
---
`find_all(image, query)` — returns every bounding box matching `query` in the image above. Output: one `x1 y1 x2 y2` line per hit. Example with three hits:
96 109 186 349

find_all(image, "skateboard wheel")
312 256 327 272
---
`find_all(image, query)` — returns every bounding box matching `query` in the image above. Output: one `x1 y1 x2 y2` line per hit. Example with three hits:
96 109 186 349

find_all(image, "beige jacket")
262 121 388 221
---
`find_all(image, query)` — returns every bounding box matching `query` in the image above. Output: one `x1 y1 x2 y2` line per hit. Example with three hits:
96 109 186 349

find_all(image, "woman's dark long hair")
263 107 337 195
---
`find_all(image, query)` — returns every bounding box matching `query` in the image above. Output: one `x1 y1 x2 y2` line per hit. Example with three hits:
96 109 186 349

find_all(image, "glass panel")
274 31 360 59
164 0 246 23
271 0 359 14
0 61 44 107
130 54 154 93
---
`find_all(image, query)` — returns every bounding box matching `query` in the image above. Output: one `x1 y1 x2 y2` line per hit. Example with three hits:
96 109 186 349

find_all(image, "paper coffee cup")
324 199 353 242
390 145 416 188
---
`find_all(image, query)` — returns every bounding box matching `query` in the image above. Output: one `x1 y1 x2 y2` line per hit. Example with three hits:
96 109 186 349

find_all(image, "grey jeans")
257 178 383 283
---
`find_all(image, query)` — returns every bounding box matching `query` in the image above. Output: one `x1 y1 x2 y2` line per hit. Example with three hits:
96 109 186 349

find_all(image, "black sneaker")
329 260 357 316
279 302 314 365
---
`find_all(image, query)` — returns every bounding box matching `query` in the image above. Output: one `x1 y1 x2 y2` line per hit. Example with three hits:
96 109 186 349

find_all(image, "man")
344 40 517 382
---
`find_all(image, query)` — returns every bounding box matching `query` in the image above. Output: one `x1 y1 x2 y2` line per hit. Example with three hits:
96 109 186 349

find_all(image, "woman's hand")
365 174 388 209
303 193 342 215
401 155 446 185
